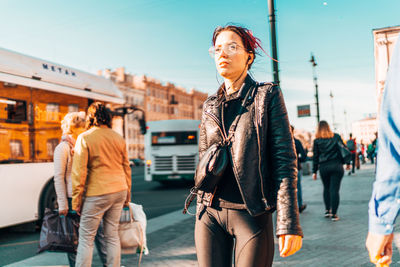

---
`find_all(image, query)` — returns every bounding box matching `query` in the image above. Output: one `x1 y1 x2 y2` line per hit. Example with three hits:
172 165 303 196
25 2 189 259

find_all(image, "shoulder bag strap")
225 83 257 144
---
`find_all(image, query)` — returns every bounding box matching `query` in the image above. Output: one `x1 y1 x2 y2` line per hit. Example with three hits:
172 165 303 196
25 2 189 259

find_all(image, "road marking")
0 240 38 248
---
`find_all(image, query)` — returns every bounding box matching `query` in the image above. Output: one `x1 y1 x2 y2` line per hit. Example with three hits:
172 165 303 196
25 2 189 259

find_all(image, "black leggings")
319 160 344 215
195 206 274 267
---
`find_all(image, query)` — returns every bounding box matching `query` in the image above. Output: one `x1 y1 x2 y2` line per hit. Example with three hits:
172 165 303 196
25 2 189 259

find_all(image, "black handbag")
37 208 80 253
337 136 351 164
183 84 256 214
194 142 229 192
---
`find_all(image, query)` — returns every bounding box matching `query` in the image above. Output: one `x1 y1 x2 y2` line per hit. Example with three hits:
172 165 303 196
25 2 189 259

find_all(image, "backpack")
347 139 355 151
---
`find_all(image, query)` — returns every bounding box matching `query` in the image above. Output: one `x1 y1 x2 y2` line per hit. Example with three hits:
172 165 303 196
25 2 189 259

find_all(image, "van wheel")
40 181 58 219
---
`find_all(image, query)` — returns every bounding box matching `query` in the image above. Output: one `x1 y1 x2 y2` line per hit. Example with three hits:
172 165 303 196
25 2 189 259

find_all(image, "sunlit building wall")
99 67 208 159
99 67 146 159
373 26 400 113
351 116 378 145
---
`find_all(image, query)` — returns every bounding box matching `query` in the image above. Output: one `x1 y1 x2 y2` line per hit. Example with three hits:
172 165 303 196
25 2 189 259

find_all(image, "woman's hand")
58 209 68 216
74 205 81 216
279 234 302 257
312 173 317 180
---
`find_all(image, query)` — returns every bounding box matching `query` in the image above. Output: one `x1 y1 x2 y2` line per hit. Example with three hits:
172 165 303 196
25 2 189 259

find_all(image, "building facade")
99 68 146 159
373 26 400 113
99 67 208 159
351 116 378 145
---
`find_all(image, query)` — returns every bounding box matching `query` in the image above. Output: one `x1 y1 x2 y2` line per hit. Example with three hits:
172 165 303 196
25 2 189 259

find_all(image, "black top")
211 78 254 210
313 133 344 173
294 138 307 170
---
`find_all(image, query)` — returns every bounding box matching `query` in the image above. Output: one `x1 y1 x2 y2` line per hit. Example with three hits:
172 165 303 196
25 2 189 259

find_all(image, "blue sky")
1 0 399 133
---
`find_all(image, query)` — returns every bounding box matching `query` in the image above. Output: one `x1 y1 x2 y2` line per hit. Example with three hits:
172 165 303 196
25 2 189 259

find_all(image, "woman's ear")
247 53 254 65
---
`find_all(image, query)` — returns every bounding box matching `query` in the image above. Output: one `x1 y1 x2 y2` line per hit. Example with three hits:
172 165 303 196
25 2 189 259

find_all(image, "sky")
1 0 399 133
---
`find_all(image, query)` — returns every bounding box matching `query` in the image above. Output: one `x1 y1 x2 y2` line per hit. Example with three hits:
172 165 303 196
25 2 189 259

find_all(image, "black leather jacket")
313 133 344 173
198 76 303 237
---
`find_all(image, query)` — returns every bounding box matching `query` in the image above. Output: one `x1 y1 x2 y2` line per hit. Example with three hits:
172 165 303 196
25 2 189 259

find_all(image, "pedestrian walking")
312 120 345 221
372 132 378 165
71 102 131 267
367 142 374 164
366 34 400 267
53 112 107 267
194 24 302 267
291 125 307 213
360 142 366 164
346 133 357 175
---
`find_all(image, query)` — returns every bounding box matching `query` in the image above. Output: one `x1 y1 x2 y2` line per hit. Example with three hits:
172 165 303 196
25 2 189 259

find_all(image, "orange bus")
0 47 125 228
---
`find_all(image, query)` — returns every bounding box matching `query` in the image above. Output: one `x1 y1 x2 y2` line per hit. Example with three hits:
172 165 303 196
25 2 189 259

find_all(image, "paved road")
0 166 191 266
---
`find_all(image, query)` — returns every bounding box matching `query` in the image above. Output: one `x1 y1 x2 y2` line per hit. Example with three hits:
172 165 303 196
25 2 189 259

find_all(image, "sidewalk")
136 163 400 267
8 164 400 266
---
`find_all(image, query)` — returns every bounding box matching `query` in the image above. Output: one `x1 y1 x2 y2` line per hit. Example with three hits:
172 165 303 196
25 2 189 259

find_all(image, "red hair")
212 24 265 70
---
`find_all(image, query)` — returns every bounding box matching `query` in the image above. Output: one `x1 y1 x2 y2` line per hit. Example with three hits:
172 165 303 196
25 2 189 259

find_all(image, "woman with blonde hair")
312 120 346 221
53 111 107 267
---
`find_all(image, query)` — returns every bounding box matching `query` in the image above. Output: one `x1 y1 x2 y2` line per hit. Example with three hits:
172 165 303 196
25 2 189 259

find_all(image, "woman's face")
213 30 252 80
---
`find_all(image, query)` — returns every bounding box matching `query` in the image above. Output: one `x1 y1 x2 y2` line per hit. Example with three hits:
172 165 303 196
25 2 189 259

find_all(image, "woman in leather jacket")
312 120 345 221
194 24 303 267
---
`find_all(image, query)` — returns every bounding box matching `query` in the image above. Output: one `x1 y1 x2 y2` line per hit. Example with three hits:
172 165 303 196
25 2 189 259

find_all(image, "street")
3 163 400 266
0 166 191 266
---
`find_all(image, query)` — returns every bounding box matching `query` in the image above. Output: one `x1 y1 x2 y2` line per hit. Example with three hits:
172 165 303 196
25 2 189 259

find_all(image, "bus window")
46 103 59 122
46 138 59 158
6 99 27 122
68 104 79 112
151 131 197 146
10 139 24 158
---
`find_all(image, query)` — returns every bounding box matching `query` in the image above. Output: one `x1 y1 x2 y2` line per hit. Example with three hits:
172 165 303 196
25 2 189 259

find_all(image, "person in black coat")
291 125 307 213
312 121 345 221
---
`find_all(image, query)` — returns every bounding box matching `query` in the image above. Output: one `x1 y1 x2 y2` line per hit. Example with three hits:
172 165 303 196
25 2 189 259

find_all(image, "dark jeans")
319 160 344 215
297 171 303 207
195 206 274 267
66 198 107 267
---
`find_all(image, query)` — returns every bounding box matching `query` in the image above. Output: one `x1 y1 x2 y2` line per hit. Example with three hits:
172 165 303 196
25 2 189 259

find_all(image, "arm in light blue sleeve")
368 36 400 235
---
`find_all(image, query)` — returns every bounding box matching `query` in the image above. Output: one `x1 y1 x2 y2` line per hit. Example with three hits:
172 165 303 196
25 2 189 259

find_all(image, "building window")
170 95 178 105
5 99 27 122
10 140 24 158
47 138 59 158
68 104 79 112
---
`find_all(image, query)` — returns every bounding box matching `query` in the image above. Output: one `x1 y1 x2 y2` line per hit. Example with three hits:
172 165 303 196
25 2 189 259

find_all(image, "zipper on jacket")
204 111 228 141
202 110 226 207
254 91 269 209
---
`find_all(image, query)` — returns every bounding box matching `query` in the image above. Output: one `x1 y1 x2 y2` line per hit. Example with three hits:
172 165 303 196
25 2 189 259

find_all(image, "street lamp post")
112 105 147 137
268 0 280 85
310 53 320 125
